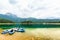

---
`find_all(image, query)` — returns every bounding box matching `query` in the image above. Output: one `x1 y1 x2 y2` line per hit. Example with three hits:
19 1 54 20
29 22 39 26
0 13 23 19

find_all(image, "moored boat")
1 28 25 35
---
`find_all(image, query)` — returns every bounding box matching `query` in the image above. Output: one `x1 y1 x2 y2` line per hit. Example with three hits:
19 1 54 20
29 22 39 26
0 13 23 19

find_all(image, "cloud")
9 0 17 4
0 0 60 19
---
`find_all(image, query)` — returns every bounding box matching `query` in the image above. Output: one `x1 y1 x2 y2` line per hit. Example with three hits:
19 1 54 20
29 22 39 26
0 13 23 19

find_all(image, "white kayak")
17 28 25 32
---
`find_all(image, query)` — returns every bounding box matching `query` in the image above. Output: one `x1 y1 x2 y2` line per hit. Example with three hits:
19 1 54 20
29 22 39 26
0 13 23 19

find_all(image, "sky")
0 0 60 19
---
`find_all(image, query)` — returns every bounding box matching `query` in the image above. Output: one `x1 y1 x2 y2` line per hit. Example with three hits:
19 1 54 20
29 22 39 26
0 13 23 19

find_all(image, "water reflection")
0 23 60 29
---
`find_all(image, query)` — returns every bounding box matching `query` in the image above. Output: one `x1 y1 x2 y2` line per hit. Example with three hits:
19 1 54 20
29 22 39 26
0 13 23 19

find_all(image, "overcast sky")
0 0 60 19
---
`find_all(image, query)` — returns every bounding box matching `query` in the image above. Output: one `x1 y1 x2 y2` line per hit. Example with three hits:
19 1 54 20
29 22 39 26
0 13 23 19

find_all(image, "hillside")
0 13 60 23
0 18 14 23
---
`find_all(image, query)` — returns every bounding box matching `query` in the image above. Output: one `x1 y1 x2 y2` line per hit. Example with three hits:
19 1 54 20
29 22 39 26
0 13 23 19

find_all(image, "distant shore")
0 23 60 25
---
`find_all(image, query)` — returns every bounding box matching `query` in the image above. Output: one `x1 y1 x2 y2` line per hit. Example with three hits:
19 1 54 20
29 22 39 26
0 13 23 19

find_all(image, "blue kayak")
1 30 8 34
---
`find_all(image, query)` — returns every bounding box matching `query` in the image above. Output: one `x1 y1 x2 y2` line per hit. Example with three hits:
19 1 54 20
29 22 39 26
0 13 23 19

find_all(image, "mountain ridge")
0 13 60 23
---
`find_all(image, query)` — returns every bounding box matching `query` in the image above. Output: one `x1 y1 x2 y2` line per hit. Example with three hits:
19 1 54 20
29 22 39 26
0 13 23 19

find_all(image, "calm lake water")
0 24 60 29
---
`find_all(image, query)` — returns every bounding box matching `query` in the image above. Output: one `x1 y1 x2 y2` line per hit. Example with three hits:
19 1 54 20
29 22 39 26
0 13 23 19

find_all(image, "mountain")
0 13 23 22
0 13 60 23
0 13 38 22
0 18 14 23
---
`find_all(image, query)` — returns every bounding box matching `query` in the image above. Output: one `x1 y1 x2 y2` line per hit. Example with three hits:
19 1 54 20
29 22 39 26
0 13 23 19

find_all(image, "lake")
0 23 60 29
0 23 60 40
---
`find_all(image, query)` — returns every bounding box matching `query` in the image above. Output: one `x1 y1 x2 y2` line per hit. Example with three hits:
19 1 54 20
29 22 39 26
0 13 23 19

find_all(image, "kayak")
17 28 25 32
1 28 25 35
1 30 8 34
8 31 15 35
